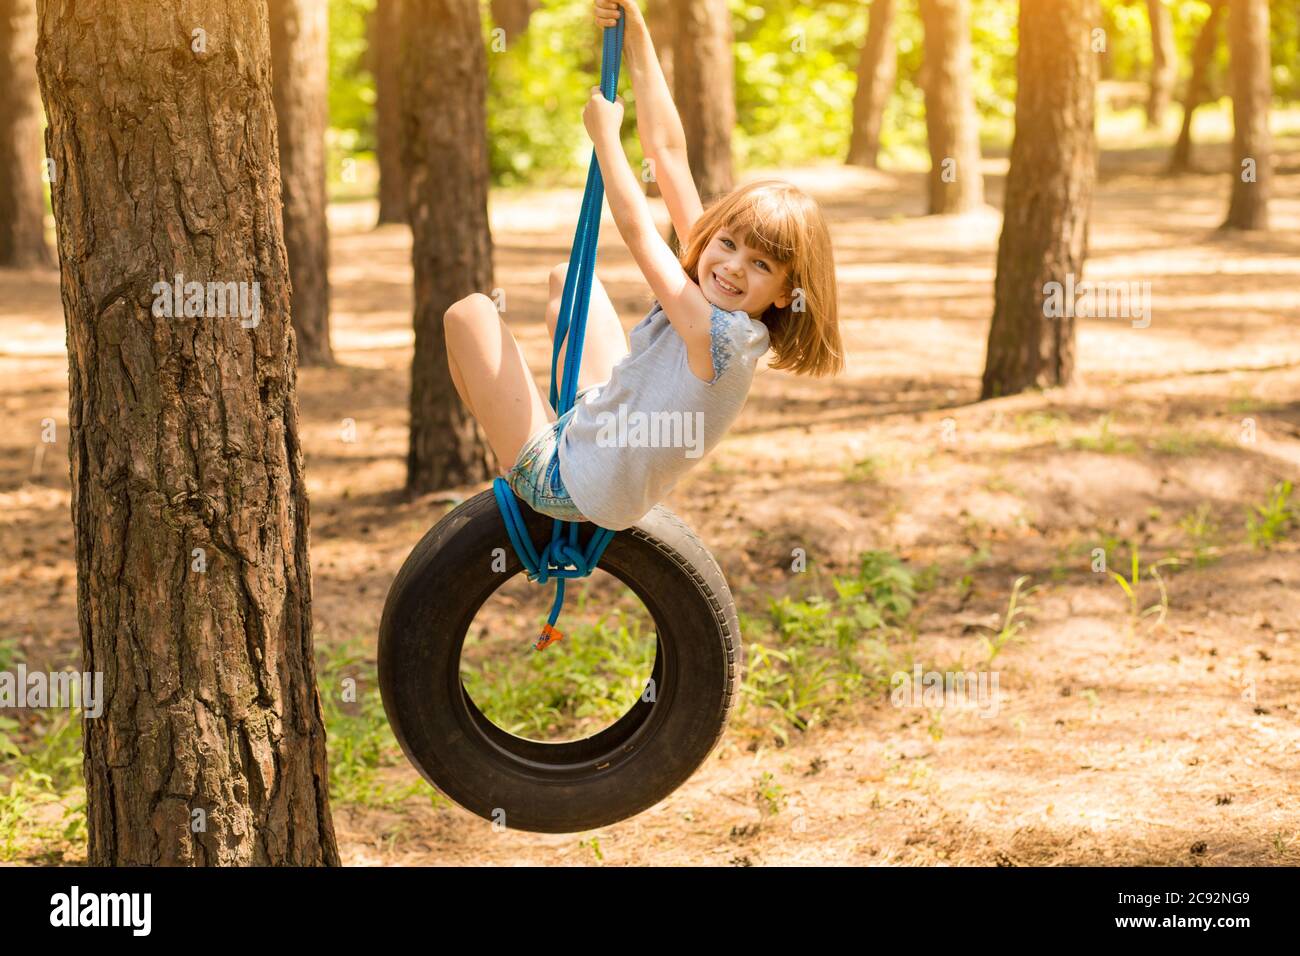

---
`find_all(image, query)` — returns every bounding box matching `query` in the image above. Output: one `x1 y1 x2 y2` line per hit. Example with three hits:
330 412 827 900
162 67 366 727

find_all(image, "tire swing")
378 19 743 835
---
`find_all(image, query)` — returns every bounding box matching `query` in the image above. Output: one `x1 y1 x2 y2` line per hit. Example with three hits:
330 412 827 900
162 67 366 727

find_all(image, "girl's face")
698 227 791 320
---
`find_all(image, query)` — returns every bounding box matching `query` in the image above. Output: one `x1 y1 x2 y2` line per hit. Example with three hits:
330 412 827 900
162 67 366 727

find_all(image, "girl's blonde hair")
678 179 843 377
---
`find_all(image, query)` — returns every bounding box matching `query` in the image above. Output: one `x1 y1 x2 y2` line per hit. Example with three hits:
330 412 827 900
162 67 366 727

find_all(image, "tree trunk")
0 0 50 267
489 0 538 39
846 0 897 169
644 0 674 200
372 0 406 224
918 0 984 213
1145 0 1176 127
35 0 338 865
403 0 493 493
980 0 1098 400
673 0 734 203
1169 0 1225 173
270 0 334 366
1221 0 1271 230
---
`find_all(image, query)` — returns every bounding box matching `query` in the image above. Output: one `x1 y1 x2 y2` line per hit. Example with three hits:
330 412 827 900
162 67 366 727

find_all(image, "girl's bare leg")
443 293 555 469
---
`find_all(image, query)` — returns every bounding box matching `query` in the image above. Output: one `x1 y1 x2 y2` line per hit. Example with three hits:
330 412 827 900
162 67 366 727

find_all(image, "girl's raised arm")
596 0 703 243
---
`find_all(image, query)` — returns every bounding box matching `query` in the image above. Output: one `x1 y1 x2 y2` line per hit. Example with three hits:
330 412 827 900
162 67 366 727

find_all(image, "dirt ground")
2 132 1298 866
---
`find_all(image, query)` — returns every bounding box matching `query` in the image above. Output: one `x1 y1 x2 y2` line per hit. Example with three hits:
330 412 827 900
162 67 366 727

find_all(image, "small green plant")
754 771 785 816
972 575 1040 663
581 836 604 862
1105 542 1183 636
0 637 23 672
1179 503 1221 568
1063 413 1138 454
926 708 944 742
843 455 883 483
1246 481 1296 550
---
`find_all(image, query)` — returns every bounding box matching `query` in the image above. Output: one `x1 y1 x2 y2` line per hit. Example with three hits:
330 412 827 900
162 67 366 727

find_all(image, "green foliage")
330 0 377 154
1245 480 1296 550
323 0 1298 193
486 1 601 185
731 0 862 167
737 550 917 745
459 597 657 740
317 637 431 808
0 709 87 862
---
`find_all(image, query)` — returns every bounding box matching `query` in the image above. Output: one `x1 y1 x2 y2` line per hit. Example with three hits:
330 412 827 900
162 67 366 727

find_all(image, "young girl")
443 0 842 532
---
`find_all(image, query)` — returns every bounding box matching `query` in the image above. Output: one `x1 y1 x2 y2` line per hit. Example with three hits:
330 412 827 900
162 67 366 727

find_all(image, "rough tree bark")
1145 0 1176 127
35 0 338 865
0 0 51 267
269 0 334 365
918 0 984 213
403 0 493 493
673 0 734 203
1169 0 1225 173
1221 0 1271 230
372 0 405 225
980 0 1099 400
846 0 897 169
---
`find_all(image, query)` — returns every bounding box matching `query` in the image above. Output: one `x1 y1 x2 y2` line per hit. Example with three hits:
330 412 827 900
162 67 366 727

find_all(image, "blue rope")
493 16 624 650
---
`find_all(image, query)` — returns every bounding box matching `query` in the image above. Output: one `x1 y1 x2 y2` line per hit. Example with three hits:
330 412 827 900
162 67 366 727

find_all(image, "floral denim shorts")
504 385 601 522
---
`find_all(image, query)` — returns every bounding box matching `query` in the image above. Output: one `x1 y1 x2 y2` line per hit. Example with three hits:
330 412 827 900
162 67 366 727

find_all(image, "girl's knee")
549 262 569 294
444 293 495 337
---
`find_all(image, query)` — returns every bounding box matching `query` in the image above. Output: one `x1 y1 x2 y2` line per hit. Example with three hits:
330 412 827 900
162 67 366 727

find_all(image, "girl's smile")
699 228 790 319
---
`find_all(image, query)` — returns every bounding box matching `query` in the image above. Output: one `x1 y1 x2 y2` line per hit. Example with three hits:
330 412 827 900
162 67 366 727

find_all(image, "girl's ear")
773 274 795 310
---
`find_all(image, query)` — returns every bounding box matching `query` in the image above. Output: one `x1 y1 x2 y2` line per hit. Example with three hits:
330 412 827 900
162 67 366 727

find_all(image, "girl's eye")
721 238 735 249
755 261 770 272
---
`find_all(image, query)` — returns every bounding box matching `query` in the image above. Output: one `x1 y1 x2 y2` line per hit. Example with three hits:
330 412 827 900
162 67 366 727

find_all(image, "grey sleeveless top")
557 298 770 530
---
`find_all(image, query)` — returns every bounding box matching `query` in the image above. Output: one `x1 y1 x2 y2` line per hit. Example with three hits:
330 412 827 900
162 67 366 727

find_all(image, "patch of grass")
1061 413 1139 454
754 771 785 816
1149 430 1233 456
1013 410 1068 440
736 550 918 746
1179 504 1222 568
1246 480 1296 550
459 596 656 744
843 455 885 484
0 637 22 672
317 637 431 809
0 708 87 863
1104 541 1182 637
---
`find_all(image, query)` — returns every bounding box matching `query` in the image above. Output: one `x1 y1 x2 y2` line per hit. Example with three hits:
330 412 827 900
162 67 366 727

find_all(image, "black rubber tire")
377 488 743 833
